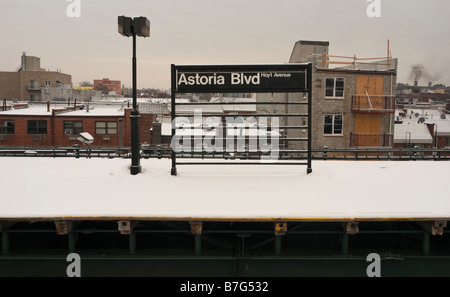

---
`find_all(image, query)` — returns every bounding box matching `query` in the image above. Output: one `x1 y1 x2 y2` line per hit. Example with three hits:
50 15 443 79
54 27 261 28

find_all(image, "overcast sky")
1 0 449 89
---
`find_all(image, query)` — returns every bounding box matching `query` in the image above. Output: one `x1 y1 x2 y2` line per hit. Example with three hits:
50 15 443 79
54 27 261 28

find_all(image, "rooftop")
394 124 433 143
0 103 125 117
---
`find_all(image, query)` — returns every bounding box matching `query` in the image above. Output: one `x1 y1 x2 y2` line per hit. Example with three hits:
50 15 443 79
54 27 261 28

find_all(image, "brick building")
0 103 154 148
94 78 122 95
0 53 72 101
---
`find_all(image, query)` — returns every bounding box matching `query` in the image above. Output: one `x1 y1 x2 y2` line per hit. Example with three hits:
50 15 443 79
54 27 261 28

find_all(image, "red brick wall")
94 78 121 94
0 108 154 148
0 115 53 147
54 116 122 147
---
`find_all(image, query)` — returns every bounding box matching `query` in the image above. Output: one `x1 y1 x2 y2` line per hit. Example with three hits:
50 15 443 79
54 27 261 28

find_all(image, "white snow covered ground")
0 157 449 221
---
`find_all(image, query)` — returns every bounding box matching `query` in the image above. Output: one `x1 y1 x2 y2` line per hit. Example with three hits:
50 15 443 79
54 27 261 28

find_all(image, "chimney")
21 52 26 71
414 81 418 87
428 82 432 87
150 118 162 145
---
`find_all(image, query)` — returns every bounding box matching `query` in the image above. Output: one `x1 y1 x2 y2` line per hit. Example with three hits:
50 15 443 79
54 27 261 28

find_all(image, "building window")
95 121 117 135
29 80 38 89
0 120 14 134
325 78 344 98
45 80 51 87
445 137 450 147
64 121 83 135
324 114 343 135
27 120 47 134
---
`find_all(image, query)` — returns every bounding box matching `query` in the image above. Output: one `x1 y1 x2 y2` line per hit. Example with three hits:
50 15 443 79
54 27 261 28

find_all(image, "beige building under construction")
257 40 398 150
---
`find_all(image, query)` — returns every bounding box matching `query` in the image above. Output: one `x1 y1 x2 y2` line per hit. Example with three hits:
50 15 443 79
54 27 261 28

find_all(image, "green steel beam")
129 232 136 255
2 232 9 255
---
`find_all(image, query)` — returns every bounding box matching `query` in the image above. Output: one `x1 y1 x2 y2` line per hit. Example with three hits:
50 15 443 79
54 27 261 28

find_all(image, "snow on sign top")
1 158 450 221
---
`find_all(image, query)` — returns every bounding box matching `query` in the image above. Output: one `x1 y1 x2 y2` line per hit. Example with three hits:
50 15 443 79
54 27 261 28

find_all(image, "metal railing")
25 84 42 91
0 146 449 161
351 95 395 113
350 132 394 148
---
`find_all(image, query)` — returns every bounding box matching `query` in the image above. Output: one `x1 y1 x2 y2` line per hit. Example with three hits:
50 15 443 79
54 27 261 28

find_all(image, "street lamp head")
134 17 150 37
118 16 133 37
118 16 150 38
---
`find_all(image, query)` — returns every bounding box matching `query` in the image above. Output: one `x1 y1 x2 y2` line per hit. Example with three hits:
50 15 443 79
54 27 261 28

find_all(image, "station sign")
174 64 308 93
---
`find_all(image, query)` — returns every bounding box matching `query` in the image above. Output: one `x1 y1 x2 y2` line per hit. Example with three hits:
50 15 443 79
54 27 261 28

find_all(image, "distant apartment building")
94 78 122 95
257 40 398 150
0 53 72 101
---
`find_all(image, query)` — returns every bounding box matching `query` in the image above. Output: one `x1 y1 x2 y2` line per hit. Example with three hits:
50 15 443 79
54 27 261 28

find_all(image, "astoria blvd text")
176 71 305 92
174 65 308 93
178 72 294 86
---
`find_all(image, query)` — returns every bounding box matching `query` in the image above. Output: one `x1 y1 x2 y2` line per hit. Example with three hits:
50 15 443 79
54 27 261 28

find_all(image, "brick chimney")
150 118 162 145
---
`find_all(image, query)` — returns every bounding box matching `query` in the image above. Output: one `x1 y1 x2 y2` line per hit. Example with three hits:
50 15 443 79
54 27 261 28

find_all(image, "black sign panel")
174 64 308 93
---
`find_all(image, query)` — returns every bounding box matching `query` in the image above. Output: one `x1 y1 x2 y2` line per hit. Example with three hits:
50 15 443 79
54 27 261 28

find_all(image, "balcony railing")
351 95 395 113
350 132 393 148
25 84 43 91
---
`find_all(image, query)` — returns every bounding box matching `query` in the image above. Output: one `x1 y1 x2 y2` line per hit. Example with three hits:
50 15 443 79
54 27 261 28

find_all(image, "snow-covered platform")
1 158 449 222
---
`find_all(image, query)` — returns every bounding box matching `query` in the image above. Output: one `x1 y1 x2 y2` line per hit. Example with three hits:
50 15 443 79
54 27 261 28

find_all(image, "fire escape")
350 94 395 147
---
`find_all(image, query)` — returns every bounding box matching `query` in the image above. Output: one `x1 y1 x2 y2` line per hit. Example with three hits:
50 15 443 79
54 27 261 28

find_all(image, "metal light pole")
118 16 150 175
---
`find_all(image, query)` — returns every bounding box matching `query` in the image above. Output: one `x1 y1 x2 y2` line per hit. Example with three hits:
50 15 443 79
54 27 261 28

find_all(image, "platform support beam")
274 223 287 255
68 232 76 253
2 231 9 255
190 222 203 255
341 233 349 254
422 231 430 255
129 231 136 255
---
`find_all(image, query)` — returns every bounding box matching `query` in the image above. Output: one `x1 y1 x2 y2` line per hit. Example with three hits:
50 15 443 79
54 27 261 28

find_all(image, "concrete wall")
42 87 102 102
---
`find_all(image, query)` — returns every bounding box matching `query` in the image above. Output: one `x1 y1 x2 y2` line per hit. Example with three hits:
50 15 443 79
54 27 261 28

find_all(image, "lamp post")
118 16 150 175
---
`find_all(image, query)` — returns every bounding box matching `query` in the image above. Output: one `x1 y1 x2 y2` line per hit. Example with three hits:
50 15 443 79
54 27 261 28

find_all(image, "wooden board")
354 76 384 146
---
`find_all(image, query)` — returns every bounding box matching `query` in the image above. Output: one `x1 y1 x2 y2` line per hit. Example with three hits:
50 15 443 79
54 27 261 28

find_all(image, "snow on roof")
1 158 450 221
0 104 125 117
394 124 433 143
0 105 52 116
425 119 450 135
58 106 124 117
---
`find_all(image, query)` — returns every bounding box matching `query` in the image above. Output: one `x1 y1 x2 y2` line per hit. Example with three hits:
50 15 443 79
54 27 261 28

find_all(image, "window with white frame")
95 121 117 135
324 114 343 135
325 77 344 98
